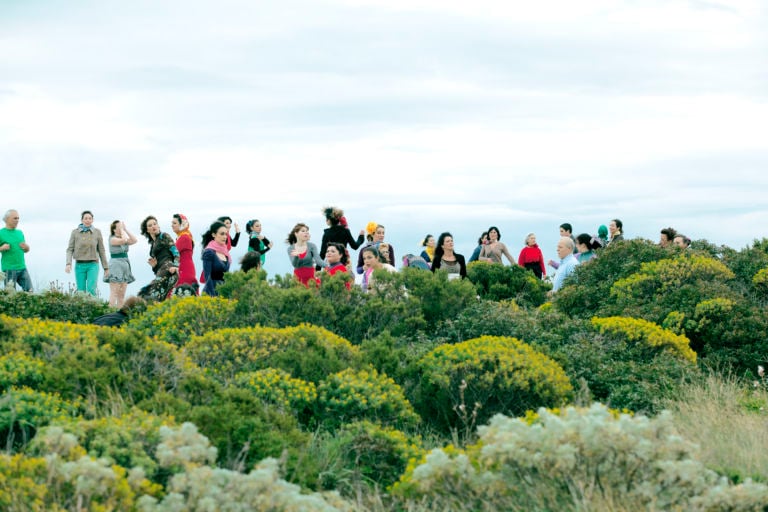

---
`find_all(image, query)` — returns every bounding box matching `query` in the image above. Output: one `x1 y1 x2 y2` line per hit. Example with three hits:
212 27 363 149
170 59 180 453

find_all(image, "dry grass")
664 371 768 482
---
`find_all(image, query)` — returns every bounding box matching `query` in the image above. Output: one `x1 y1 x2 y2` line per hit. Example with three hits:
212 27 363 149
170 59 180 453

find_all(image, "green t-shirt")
0 228 27 271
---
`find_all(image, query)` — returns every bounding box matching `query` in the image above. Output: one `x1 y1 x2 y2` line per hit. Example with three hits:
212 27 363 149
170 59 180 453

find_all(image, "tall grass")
664 371 768 483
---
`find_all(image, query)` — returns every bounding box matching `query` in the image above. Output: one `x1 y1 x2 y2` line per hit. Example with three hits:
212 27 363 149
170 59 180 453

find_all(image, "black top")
320 225 365 260
92 311 129 327
248 235 272 253
150 232 179 274
431 253 467 279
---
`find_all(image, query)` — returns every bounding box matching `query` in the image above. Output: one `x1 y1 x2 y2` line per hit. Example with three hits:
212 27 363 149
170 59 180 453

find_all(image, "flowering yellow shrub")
752 267 768 289
612 256 735 299
592 316 697 363
185 323 361 383
0 453 48 511
316 368 420 429
0 314 100 353
235 369 317 413
416 335 573 431
0 351 45 391
129 296 238 346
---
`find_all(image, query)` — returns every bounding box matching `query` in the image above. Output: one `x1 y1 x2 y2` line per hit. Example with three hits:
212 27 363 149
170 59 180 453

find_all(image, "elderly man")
551 236 580 294
0 209 32 291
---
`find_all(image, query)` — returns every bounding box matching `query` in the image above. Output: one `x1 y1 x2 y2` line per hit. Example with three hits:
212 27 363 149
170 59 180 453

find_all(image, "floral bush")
316 368 420 429
186 324 361 384
127 295 237 346
591 316 697 363
415 335 573 432
234 368 317 416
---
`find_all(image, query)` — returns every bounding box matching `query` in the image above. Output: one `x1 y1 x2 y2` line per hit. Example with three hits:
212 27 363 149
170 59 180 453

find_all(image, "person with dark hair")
360 245 395 292
65 210 109 296
171 213 199 294
105 220 137 307
420 234 435 266
468 231 488 263
660 227 677 248
479 226 515 265
673 234 691 249
137 216 179 301
319 206 365 262
356 224 395 273
518 233 546 279
560 222 578 254
240 250 262 273
0 209 32 292
217 216 240 250
245 219 272 267
92 296 146 327
287 223 324 286
201 221 231 296
575 233 601 263
323 242 353 289
608 219 624 245
431 232 466 279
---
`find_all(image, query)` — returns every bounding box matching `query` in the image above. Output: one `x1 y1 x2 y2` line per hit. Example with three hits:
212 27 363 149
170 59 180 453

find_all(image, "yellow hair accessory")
366 221 378 236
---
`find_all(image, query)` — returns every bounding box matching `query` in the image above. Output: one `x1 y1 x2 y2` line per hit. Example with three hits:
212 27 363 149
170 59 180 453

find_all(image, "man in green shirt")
0 209 32 291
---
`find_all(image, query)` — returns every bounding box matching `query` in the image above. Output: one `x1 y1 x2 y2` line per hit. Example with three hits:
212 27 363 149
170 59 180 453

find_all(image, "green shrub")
415 335 573 433
316 368 420 430
609 254 737 324
554 239 670 318
0 288 111 324
32 409 173 480
185 324 362 384
126 296 237 346
234 369 317 419
0 351 45 391
0 387 80 450
466 261 549 306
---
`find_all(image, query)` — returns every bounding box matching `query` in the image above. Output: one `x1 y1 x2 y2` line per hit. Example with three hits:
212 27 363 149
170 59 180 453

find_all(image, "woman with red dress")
286 223 324 287
171 213 199 294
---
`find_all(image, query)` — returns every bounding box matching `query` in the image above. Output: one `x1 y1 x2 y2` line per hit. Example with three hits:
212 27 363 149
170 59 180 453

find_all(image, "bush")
393 403 768 511
592 316 697 363
33 409 173 480
126 296 237 346
553 239 670 318
609 254 737 324
466 261 549 306
335 421 424 492
234 369 317 420
316 368 420 430
414 336 573 433
0 387 80 450
185 324 362 384
0 351 45 391
0 288 112 324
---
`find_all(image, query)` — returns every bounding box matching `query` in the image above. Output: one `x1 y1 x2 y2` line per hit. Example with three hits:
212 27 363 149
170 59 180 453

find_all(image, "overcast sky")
1 0 766 296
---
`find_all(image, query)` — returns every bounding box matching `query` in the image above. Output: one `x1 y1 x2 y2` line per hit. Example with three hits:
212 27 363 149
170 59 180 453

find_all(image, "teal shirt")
0 228 27 271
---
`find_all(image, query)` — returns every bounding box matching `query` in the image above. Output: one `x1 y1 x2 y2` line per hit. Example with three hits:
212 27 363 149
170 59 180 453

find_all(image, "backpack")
402 254 430 270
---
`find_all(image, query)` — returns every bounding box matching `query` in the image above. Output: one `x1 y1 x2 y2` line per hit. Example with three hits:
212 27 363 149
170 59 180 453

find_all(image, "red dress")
176 234 199 292
326 263 351 289
294 251 317 286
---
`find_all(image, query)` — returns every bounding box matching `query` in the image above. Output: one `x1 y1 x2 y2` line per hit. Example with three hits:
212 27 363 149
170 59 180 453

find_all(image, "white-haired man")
0 209 32 291
551 236 579 294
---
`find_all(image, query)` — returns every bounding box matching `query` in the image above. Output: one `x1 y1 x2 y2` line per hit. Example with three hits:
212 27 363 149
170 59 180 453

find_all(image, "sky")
1 0 766 296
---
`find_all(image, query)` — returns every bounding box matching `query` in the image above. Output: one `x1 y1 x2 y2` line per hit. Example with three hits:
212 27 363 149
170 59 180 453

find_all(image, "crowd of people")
0 208 695 308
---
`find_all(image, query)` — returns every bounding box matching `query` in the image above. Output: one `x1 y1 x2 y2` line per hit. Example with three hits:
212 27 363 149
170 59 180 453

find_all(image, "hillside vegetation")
1 239 768 511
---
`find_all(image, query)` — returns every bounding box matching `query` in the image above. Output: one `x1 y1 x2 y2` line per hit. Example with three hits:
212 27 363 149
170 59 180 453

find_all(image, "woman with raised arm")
320 206 365 261
246 219 272 267
286 223 324 287
137 216 179 302
201 220 231 296
105 220 137 307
